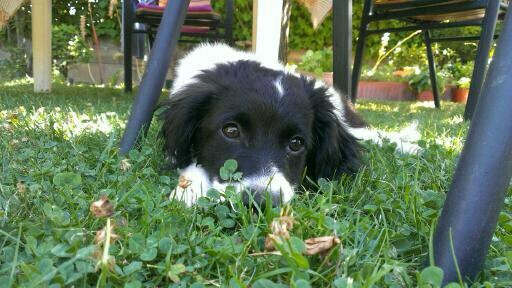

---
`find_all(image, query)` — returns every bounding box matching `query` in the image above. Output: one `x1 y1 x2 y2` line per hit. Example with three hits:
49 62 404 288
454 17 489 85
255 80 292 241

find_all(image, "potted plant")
296 48 333 85
408 69 446 101
358 65 415 101
447 61 473 103
452 77 470 103
296 50 417 101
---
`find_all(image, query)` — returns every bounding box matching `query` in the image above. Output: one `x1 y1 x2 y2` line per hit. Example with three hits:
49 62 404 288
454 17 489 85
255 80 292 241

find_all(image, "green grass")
0 81 511 287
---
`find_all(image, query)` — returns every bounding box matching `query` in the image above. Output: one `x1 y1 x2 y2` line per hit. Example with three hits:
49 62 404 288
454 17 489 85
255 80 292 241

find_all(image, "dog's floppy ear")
159 82 214 169
305 81 364 180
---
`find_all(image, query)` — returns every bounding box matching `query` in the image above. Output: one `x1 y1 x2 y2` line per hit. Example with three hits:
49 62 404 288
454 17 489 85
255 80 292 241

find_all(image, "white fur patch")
171 43 288 95
171 163 211 206
348 121 422 154
243 167 295 203
311 80 348 128
171 163 295 206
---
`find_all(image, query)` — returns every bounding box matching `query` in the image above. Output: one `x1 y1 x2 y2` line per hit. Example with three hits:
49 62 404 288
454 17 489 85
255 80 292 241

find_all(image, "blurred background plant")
0 0 119 82
360 65 408 82
407 67 447 94
446 61 474 89
52 24 92 78
0 46 30 81
296 48 333 76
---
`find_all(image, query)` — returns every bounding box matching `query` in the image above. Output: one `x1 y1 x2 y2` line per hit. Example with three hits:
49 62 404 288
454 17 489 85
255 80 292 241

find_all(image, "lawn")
0 81 511 287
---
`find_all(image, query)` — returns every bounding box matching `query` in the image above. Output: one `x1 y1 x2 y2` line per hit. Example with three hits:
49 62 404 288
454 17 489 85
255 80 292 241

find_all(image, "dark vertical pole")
224 0 234 45
123 0 133 92
351 0 372 103
432 10 512 284
463 0 500 120
333 0 352 101
424 29 441 108
120 0 191 154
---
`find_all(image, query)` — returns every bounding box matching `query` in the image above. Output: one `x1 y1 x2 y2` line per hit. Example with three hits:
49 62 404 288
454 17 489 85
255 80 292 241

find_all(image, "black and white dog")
161 43 420 206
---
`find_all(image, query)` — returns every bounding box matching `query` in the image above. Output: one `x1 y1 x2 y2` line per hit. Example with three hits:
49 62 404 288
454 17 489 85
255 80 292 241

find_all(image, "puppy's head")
161 49 362 206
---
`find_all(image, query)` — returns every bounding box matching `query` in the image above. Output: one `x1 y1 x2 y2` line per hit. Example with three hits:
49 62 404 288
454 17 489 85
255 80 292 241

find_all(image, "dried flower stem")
102 218 112 265
96 217 111 288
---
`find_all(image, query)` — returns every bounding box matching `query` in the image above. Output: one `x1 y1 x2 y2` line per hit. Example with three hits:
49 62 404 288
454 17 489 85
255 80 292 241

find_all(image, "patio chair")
123 0 234 92
351 0 508 118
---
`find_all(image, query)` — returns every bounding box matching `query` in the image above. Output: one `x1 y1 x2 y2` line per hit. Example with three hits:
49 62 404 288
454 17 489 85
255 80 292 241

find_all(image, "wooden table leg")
32 0 52 93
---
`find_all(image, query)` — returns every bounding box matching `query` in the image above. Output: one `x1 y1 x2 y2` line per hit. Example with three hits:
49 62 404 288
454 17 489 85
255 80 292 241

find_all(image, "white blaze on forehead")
171 43 289 95
274 76 285 98
172 43 350 127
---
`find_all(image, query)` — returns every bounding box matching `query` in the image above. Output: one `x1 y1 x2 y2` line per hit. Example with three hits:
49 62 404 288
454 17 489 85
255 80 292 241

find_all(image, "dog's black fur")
160 60 366 189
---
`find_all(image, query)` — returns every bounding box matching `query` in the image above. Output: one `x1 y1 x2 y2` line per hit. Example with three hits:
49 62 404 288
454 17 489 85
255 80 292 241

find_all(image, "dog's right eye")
222 123 240 139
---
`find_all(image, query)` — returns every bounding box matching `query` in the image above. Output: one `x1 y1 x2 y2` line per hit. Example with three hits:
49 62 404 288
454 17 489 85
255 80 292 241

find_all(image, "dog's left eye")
222 123 240 139
288 136 305 152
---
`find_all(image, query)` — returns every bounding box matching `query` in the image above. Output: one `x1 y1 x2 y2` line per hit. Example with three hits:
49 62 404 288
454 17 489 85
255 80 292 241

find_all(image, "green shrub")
52 24 92 78
446 61 474 89
0 47 30 81
360 65 405 82
212 0 360 51
407 68 447 93
296 48 332 76
212 0 253 44
288 2 335 51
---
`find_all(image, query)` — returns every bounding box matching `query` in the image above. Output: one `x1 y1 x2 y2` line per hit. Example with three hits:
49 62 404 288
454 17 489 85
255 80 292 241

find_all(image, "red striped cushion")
135 1 217 34
136 0 213 12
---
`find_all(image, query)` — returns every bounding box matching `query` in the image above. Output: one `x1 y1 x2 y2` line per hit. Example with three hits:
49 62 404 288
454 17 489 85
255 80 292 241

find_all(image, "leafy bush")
52 24 92 78
211 0 361 51
52 0 121 39
446 61 474 89
296 48 332 76
407 68 447 93
212 0 253 44
360 65 406 82
0 47 30 81
288 2 335 51
455 76 471 89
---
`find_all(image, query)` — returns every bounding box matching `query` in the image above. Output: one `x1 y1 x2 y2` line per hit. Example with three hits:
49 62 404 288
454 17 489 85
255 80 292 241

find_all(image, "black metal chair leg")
224 0 234 45
120 0 191 154
123 0 133 93
333 0 352 101
148 33 155 49
351 0 373 103
432 9 512 284
463 0 501 120
424 29 441 108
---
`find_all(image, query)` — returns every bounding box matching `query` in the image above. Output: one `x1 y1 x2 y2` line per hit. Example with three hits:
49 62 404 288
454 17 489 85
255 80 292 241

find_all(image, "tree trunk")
278 0 292 63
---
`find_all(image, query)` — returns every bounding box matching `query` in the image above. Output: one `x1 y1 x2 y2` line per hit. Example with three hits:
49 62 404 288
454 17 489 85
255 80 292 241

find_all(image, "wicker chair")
123 0 234 92
352 0 508 118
